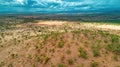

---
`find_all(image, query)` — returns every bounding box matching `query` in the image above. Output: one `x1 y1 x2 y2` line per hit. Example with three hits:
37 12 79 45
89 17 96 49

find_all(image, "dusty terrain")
0 20 120 67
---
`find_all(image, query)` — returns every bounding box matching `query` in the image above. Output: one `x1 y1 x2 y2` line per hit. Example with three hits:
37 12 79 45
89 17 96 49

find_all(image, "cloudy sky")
0 0 120 13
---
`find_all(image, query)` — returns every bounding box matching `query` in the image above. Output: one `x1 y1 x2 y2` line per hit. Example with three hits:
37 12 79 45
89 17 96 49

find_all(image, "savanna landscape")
0 14 120 67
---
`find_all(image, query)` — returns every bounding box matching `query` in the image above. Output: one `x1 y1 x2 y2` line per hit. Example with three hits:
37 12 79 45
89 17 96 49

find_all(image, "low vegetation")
0 18 120 67
78 47 88 59
90 61 99 67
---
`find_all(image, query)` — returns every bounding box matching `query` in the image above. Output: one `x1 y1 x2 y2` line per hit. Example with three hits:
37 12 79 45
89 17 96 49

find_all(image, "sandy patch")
96 25 120 30
20 20 120 31
37 20 67 25
80 23 120 30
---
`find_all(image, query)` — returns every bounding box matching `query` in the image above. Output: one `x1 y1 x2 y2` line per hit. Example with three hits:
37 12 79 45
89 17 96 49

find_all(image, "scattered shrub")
49 48 55 53
112 54 119 61
40 54 50 64
58 41 64 48
8 63 13 67
76 64 84 67
66 49 71 54
0 61 5 67
90 61 98 67
68 59 73 65
78 47 87 59
110 34 119 43
35 54 41 62
105 44 120 55
58 63 66 67
91 44 101 57
11 54 18 59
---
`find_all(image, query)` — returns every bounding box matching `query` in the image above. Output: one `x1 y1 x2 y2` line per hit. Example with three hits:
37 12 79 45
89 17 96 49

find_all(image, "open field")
0 14 120 67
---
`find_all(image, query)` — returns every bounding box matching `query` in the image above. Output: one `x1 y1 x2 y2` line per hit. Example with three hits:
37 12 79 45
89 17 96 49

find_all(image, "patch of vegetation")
66 49 71 54
71 30 81 34
76 64 84 67
58 63 66 67
32 64 36 67
49 48 55 53
35 53 50 64
43 35 49 41
10 54 18 59
34 44 41 52
78 47 87 59
0 61 5 67
91 44 101 57
58 41 64 48
40 54 50 64
110 34 119 43
90 61 99 67
116 66 120 67
34 54 41 62
68 59 73 65
105 44 120 55
8 63 13 67
84 41 89 47
0 16 120 67
112 54 119 61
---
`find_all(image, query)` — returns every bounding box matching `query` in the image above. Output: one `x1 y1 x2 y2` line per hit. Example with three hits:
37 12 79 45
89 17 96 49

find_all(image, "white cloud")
0 0 120 12
17 0 24 4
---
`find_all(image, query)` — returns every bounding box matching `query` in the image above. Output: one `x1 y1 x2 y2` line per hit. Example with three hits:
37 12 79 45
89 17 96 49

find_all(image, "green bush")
78 47 87 59
105 44 120 55
110 34 119 43
91 44 101 57
58 41 64 48
90 62 98 67
68 59 73 65
58 63 66 67
92 50 100 57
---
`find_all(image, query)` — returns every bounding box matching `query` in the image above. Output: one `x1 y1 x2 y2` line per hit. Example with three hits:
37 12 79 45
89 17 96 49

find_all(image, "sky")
0 0 120 13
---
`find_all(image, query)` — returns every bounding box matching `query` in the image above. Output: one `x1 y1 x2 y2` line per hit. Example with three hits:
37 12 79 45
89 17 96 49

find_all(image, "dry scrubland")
0 20 120 67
